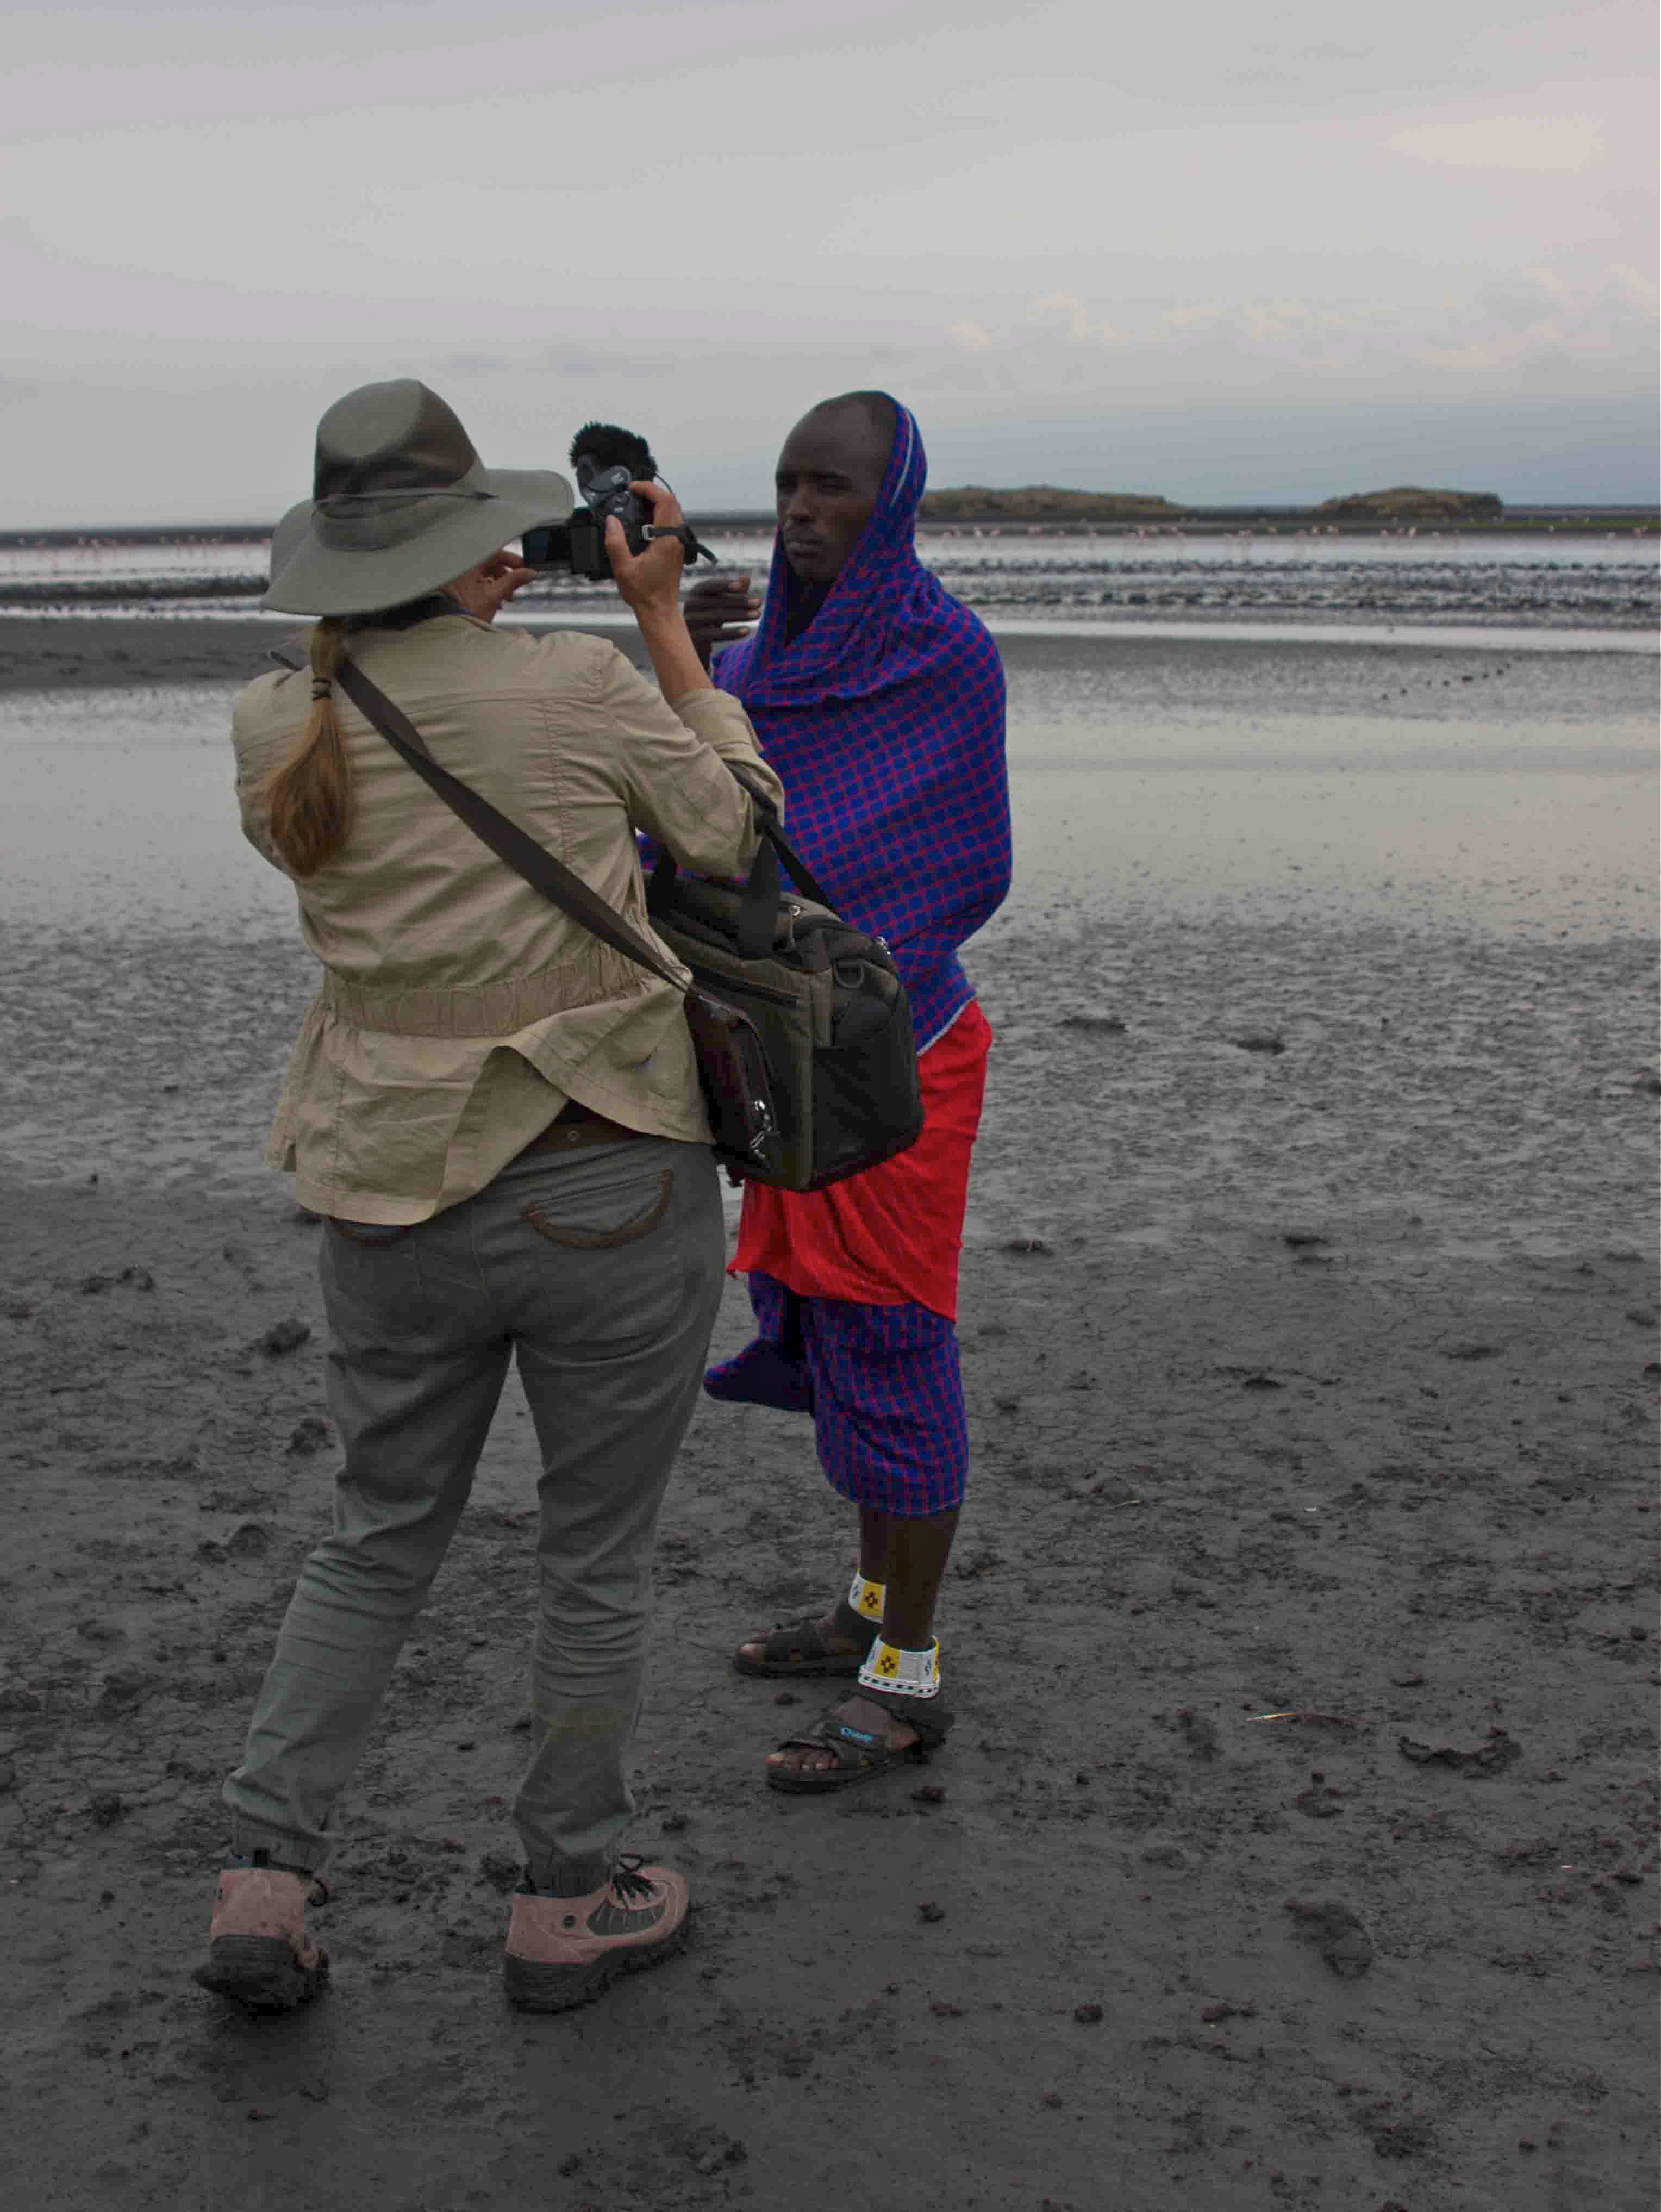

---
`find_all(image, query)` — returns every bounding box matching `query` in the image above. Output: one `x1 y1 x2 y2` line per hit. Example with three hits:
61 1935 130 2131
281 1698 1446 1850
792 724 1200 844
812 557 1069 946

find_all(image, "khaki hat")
265 495 313 589
263 379 573 616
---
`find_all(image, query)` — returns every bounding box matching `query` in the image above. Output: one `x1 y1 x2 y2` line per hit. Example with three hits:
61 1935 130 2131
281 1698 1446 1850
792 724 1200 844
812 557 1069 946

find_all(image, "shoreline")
6 507 1658 547
2 610 1657 697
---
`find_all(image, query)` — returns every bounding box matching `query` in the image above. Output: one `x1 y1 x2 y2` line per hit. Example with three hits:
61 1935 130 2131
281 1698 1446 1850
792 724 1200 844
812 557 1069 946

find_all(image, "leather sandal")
733 1597 878 1679
766 1688 954 1796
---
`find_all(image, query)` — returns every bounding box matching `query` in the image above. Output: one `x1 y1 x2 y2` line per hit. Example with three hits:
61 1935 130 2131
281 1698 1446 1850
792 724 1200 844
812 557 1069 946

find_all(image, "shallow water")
0 684 294 932
1 637 1654 1202
1 644 1653 940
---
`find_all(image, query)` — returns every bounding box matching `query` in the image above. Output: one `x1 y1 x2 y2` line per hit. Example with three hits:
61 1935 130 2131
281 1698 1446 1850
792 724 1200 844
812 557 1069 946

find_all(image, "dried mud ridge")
2 550 1655 634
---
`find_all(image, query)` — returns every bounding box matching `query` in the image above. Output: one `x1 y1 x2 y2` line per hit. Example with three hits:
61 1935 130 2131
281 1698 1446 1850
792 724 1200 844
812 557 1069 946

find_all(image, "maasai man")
684 392 1011 1790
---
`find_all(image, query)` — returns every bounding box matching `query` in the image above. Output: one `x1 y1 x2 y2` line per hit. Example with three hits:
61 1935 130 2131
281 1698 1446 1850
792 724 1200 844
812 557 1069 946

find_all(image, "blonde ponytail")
263 619 354 875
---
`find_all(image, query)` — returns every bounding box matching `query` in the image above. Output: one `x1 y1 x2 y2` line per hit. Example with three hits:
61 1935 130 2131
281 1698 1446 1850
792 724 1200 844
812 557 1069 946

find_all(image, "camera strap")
334 658 695 995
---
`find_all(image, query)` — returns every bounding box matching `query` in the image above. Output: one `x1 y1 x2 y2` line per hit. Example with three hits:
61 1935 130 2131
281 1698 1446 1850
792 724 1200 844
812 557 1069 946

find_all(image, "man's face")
775 404 891 584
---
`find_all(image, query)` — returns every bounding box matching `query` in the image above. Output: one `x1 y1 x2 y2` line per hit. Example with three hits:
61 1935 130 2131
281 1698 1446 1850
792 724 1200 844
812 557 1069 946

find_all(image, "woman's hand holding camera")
608 482 714 696
606 483 691 615
448 549 535 624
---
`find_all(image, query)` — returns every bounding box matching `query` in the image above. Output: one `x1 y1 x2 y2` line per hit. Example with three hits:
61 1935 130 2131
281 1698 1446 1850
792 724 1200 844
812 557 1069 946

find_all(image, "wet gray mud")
1 626 1657 2210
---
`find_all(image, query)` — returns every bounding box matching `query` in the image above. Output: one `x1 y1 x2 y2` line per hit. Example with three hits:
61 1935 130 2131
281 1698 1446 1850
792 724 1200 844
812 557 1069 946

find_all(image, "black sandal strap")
774 1724 876 1773
844 1685 954 1750
754 1617 835 1666
751 1605 879 1667
830 1597 882 1647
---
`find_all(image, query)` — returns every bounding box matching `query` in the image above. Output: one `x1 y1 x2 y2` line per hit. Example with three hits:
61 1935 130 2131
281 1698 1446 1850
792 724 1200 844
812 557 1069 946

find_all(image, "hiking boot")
193 1864 329 2014
503 1857 689 2012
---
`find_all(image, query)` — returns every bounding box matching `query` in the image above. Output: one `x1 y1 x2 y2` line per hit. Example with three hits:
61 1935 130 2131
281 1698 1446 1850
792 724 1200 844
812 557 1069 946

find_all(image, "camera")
521 422 714 580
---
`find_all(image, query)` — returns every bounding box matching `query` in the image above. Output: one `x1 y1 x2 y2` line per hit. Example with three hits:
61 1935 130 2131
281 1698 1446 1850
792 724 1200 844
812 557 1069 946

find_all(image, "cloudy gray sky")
4 0 1656 523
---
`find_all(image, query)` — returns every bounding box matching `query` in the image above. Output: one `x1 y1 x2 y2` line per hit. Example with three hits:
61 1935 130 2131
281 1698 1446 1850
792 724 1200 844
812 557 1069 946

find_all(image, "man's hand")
683 574 760 670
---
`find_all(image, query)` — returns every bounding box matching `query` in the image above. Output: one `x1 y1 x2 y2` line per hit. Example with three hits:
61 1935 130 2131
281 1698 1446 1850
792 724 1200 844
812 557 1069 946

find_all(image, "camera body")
521 452 646 580
521 423 712 580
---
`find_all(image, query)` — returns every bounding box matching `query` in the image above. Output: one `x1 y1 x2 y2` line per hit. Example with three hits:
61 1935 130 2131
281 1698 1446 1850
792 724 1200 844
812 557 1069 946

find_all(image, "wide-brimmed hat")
263 379 573 616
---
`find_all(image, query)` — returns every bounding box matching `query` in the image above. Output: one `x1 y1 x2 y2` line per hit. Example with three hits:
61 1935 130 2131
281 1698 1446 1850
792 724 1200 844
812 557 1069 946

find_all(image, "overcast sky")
3 0 1656 524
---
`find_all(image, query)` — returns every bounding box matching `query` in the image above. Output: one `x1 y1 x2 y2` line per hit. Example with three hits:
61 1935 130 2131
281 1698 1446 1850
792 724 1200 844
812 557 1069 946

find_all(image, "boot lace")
609 1855 658 1904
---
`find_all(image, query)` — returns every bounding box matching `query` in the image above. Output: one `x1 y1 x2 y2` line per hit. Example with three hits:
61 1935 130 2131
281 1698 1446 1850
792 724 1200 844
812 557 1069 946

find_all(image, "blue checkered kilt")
749 1272 967 1518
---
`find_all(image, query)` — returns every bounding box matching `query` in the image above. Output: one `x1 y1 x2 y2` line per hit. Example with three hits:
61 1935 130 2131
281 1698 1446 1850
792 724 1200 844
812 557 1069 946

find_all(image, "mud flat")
1 621 1657 2210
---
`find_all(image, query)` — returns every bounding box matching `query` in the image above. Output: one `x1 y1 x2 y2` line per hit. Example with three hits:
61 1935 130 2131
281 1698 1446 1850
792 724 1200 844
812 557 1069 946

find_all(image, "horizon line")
5 499 1661 543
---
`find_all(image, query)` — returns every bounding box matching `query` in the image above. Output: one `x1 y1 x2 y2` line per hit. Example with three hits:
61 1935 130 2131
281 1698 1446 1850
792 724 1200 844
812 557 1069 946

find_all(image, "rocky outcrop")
1316 485 1503 523
920 485 1187 522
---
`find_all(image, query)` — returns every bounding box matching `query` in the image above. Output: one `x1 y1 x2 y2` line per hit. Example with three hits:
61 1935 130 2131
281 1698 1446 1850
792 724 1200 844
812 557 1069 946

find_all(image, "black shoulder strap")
719 763 840 913
334 657 689 995
634 753 844 948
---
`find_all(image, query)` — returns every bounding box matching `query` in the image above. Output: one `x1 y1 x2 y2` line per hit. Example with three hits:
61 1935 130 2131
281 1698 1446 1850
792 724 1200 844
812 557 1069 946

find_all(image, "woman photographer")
198 379 782 2015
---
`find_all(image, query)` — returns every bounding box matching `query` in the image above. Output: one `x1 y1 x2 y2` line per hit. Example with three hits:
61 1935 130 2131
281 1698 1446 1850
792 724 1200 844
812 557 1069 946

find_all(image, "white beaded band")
858 1639 941 1699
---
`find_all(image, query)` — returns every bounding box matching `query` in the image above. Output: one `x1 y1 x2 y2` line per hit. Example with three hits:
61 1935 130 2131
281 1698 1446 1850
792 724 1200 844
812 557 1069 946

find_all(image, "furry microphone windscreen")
569 422 658 479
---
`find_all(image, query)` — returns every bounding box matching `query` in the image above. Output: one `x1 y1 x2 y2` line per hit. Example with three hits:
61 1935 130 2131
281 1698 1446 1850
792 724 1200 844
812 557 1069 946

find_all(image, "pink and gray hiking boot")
194 1863 329 2014
503 1856 689 2012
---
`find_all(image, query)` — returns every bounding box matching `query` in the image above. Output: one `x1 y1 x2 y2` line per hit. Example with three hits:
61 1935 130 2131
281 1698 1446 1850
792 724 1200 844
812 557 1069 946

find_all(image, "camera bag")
644 782 925 1189
335 659 923 1191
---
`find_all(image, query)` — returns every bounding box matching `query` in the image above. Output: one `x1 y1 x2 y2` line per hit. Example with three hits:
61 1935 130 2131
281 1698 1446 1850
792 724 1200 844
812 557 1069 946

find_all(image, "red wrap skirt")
730 1001 993 1322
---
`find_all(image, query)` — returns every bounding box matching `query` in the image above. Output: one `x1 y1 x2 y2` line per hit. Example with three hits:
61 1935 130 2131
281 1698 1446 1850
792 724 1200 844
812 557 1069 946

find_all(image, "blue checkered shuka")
704 398 1011 1519
713 398 1011 1051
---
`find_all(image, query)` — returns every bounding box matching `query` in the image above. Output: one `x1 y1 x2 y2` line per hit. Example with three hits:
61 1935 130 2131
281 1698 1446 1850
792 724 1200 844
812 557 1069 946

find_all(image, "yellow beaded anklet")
847 1572 886 1623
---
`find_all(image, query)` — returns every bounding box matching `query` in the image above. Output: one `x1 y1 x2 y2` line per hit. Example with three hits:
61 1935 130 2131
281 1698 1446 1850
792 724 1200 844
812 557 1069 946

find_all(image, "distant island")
1316 485 1503 523
916 482 1517 528
919 485 1186 523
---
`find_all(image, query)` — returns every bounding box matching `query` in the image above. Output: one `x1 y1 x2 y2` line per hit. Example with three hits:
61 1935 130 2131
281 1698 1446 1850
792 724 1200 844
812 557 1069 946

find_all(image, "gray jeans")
222 1137 723 1893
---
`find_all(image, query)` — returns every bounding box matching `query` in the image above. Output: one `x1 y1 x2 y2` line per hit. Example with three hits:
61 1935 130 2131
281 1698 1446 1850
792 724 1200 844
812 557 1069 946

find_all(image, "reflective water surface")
2 641 1653 939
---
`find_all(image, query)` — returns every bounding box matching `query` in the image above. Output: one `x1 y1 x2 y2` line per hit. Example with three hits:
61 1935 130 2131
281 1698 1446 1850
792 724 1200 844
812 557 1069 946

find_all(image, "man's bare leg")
877 1508 959 1649
752 1506 960 1775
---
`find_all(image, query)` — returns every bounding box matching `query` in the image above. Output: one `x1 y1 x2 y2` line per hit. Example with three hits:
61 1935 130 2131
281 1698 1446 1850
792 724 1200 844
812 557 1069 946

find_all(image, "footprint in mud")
1285 1895 1375 1978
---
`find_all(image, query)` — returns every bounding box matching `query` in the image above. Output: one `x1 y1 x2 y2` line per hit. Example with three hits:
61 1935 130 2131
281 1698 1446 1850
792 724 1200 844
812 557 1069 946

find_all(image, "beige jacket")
232 613 783 1223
